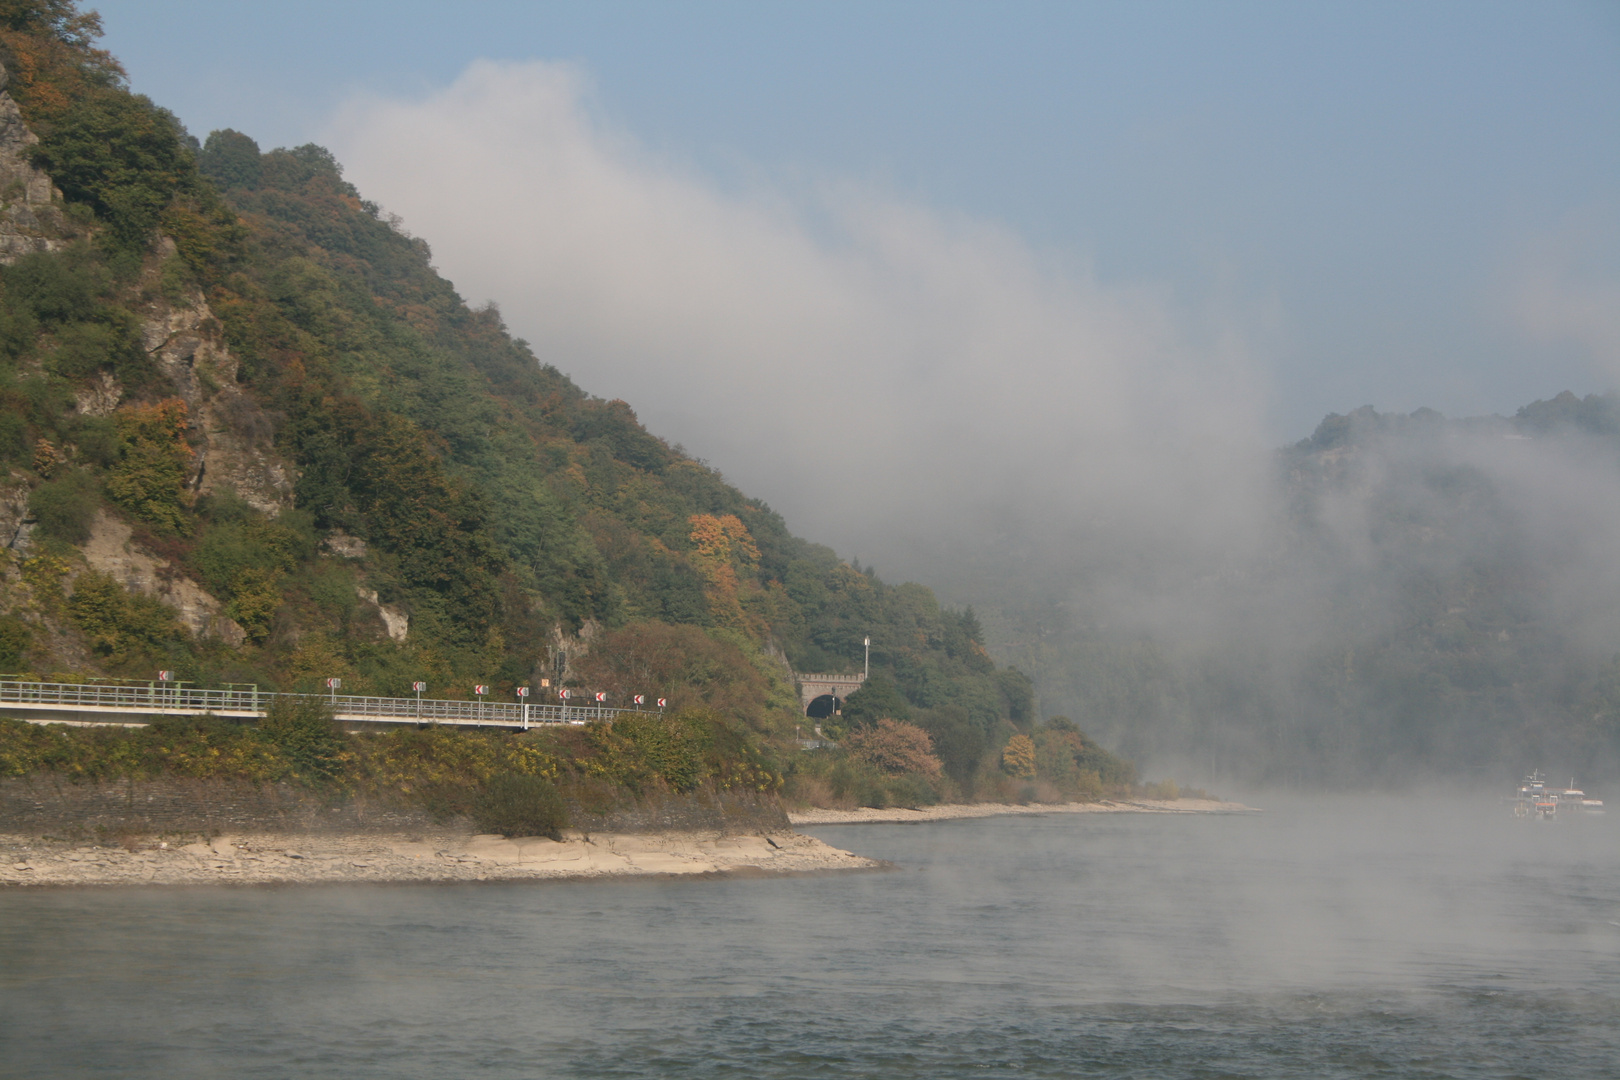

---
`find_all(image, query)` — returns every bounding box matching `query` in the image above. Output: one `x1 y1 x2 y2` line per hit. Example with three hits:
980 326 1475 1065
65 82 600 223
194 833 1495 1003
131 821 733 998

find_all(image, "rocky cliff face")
134 255 294 517
79 510 245 645
0 64 293 648
0 63 68 264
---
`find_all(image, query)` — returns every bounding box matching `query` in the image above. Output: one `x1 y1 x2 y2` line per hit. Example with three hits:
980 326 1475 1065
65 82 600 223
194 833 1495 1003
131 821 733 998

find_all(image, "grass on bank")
0 699 783 839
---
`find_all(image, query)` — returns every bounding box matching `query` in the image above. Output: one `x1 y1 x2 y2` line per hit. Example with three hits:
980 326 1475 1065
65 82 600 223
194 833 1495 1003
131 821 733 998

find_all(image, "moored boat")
1510 771 1604 818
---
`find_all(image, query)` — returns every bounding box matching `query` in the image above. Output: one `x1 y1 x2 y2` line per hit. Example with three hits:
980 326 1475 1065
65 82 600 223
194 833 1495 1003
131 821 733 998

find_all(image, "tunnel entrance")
796 672 867 717
806 694 840 720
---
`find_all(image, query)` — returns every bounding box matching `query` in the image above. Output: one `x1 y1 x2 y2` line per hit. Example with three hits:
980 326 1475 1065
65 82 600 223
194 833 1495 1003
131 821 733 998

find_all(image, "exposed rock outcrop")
0 62 69 264
0 479 30 552
79 510 245 645
136 273 295 517
356 586 409 642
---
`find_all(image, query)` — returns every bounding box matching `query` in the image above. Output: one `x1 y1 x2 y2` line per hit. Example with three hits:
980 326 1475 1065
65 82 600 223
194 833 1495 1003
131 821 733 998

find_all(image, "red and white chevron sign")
516 687 529 698
634 694 645 705
594 692 607 703
474 684 488 695
157 670 173 682
411 681 426 692
559 689 570 700
657 698 667 708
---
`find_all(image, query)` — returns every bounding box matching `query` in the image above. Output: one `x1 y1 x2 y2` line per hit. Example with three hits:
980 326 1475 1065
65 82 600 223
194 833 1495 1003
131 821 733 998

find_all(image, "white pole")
864 636 870 679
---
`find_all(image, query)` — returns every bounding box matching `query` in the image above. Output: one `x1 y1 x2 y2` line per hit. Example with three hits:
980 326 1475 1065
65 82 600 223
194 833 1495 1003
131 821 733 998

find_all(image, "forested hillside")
0 3 1078 808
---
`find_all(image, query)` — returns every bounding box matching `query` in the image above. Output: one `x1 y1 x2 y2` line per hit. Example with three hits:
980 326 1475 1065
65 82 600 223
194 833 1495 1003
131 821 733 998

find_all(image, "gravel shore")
0 829 881 888
788 797 1257 825
0 800 1257 887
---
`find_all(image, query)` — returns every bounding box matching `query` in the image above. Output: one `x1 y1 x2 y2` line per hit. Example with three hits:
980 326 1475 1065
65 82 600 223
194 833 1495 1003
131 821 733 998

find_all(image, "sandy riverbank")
788 797 1257 825
0 829 881 888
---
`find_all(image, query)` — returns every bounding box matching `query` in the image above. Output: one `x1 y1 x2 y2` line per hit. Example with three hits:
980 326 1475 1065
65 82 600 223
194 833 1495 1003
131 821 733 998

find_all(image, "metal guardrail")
0 680 638 729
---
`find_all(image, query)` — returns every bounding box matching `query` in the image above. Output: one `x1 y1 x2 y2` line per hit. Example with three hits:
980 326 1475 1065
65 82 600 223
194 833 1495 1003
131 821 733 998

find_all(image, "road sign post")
517 685 530 729
412 681 426 721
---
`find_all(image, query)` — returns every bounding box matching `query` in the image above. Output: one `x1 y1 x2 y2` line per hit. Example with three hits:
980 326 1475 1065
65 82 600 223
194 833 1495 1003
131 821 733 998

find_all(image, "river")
1 794 1616 1078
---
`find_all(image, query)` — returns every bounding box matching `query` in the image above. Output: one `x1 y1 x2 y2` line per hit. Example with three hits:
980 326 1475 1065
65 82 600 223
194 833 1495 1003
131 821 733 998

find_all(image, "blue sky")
90 1 1620 442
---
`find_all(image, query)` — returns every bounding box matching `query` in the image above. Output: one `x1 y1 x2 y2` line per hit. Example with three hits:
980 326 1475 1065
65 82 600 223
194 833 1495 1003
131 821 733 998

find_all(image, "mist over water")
4 800 1617 1078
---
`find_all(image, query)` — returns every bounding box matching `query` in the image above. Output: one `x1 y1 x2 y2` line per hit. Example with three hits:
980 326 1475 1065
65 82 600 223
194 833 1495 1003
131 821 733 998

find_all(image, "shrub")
0 249 105 325
349 726 558 812
46 317 148 386
0 615 32 669
27 469 99 544
843 718 942 779
106 398 192 531
66 571 189 660
573 621 777 732
471 773 568 839
585 710 712 793
223 567 282 644
1146 779 1181 801
257 694 348 787
192 515 310 597
0 410 26 462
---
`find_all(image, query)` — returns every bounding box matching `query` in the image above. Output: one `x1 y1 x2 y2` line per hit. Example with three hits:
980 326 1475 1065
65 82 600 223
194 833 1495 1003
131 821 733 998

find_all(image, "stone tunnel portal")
795 672 867 718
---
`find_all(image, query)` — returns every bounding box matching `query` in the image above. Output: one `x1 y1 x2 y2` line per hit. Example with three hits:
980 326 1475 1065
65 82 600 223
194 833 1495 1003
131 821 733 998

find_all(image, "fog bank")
326 61 1620 786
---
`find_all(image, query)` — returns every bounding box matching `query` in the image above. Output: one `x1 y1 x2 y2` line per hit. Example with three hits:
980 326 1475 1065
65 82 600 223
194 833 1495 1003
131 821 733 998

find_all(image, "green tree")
257 694 347 787
27 467 97 543
0 615 31 669
841 673 911 727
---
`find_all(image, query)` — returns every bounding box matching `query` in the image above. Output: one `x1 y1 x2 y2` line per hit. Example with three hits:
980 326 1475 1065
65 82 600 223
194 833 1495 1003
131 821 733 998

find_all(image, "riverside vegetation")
0 1 1144 832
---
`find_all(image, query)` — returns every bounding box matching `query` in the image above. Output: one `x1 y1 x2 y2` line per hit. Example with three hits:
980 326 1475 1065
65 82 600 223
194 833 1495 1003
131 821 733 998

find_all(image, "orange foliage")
844 719 944 779
114 398 192 455
105 398 193 530
0 10 123 128
688 513 760 629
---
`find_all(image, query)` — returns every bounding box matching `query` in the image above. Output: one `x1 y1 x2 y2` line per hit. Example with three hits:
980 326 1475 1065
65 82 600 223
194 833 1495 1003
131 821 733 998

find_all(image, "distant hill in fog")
992 391 1620 787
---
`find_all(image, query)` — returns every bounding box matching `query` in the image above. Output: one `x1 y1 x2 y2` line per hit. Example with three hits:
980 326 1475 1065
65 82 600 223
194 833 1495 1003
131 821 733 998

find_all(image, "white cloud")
326 59 1271 584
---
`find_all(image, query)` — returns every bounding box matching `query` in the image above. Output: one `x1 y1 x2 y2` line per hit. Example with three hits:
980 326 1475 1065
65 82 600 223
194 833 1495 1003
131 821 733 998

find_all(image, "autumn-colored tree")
688 513 760 629
105 398 192 532
1001 733 1037 779
843 718 943 779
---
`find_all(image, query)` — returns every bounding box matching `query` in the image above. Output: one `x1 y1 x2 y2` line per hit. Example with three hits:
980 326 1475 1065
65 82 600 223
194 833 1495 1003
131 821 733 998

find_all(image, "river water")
1 795 1616 1078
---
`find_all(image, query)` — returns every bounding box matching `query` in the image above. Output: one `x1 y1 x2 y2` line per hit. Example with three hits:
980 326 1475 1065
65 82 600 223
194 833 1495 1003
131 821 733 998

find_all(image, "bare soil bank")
788 798 1258 825
0 829 879 888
